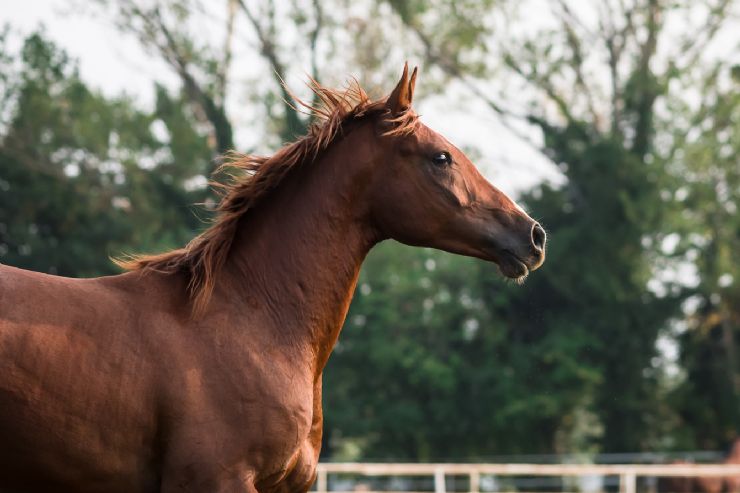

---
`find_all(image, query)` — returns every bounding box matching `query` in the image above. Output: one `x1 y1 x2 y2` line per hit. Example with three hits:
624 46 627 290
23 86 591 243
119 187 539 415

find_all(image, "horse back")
0 264 165 492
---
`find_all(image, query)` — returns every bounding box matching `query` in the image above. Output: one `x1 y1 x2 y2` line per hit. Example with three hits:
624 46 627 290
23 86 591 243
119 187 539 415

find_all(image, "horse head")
366 64 546 281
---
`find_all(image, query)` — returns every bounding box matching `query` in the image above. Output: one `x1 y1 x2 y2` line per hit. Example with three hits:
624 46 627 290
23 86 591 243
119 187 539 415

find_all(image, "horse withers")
0 65 545 493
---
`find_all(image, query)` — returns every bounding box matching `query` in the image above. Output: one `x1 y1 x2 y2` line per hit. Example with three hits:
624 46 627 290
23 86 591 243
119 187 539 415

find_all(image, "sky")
0 0 564 198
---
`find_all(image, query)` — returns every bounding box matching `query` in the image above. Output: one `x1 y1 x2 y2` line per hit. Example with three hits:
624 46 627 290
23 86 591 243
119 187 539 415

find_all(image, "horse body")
0 267 164 491
0 66 545 492
0 265 327 492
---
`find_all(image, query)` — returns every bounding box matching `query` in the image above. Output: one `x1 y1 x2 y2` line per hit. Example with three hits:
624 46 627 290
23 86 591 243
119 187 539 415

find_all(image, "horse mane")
115 78 419 315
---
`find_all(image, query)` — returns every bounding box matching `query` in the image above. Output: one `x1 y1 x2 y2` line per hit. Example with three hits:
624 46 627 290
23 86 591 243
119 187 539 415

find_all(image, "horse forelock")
115 78 419 316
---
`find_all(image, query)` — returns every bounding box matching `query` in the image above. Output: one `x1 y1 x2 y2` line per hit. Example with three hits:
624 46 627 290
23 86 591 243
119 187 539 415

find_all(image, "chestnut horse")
0 65 545 492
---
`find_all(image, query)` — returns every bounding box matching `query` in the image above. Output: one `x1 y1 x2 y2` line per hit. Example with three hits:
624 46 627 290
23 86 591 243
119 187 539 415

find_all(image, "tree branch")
629 0 661 158
150 6 234 155
236 0 305 140
389 9 540 150
217 0 238 107
674 0 733 75
106 0 233 158
552 0 600 128
309 0 324 83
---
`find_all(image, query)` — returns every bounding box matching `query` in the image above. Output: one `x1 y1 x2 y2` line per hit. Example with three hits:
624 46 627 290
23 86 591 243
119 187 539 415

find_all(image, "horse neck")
219 133 379 372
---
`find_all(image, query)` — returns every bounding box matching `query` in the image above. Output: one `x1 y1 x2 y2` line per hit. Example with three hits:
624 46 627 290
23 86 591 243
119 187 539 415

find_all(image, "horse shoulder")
156 313 319 490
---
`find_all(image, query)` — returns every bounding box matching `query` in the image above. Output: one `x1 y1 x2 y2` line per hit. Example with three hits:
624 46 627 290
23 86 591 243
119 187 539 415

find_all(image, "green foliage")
325 0 736 457
662 65 740 450
0 31 211 276
324 120 682 459
384 0 496 78
325 245 511 459
518 123 681 452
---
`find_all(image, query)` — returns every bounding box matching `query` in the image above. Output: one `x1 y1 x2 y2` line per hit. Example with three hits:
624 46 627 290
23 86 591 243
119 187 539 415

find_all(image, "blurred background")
0 0 738 471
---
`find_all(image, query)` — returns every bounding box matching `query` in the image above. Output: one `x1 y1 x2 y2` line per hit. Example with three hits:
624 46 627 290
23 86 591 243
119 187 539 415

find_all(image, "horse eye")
432 151 452 166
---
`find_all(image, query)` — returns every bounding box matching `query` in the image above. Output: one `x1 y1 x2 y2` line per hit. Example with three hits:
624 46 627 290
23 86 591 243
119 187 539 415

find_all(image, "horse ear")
386 63 418 114
408 65 418 100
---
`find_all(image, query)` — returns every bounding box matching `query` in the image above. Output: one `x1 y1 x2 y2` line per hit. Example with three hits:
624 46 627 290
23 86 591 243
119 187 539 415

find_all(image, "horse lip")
497 249 530 280
500 245 545 272
481 235 540 280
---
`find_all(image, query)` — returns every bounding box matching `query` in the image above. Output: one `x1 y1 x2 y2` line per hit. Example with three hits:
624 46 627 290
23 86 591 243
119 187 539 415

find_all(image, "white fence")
314 462 740 493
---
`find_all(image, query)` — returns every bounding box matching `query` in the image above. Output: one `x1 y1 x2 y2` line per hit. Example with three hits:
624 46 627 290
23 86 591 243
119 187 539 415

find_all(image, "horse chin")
495 251 530 283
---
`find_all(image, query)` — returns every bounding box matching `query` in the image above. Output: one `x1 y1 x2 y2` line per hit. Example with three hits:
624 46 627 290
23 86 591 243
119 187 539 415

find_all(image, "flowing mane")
115 78 419 315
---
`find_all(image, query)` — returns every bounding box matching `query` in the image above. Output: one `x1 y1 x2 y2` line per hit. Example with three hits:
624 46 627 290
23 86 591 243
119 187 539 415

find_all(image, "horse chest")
245 383 315 452
168 353 318 472
231 364 320 488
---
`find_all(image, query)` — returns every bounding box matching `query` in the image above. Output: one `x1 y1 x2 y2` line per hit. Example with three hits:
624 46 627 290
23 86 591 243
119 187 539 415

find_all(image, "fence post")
469 470 480 493
434 467 447 493
316 467 328 493
620 471 637 493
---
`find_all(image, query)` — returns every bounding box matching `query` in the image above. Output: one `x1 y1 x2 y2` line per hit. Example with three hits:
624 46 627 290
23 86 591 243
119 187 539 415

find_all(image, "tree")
0 30 211 277
86 0 338 149
666 63 740 450
325 245 502 459
395 0 737 452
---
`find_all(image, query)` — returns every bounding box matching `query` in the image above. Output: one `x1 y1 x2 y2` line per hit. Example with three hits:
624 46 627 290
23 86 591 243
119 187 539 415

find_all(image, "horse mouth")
496 249 530 282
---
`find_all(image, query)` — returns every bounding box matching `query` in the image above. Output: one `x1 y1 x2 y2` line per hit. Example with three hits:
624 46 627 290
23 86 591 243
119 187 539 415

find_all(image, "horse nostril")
531 223 546 252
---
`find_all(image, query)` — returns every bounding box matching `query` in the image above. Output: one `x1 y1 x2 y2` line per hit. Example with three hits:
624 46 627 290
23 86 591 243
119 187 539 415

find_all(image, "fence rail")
314 462 740 493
